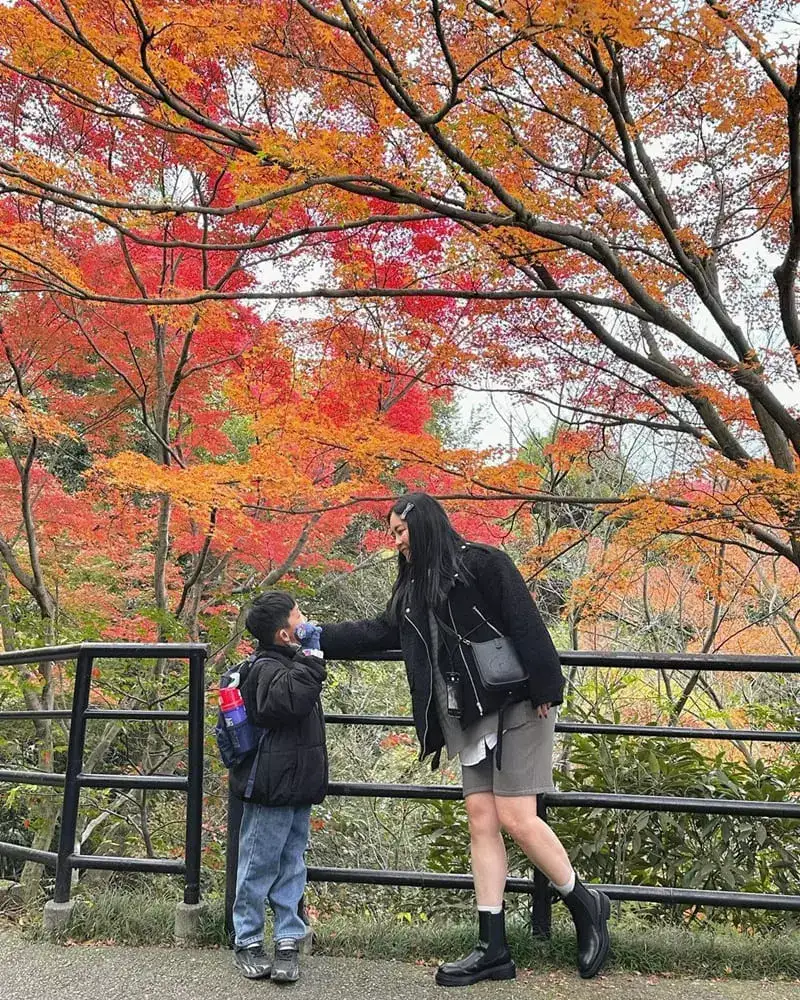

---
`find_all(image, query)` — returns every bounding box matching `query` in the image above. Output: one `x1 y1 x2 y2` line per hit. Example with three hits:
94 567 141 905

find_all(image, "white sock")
477 904 503 914
551 870 576 896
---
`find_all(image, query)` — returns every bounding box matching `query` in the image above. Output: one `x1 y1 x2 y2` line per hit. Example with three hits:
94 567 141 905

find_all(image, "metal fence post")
174 646 208 943
531 792 552 939
183 649 206 906
225 784 243 943
53 649 93 904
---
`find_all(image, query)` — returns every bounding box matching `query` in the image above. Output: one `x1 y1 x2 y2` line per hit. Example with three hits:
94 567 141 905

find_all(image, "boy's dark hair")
245 591 296 645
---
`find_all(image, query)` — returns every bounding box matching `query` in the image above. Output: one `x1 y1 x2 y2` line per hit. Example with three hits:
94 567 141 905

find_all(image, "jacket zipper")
448 599 483 716
405 612 435 756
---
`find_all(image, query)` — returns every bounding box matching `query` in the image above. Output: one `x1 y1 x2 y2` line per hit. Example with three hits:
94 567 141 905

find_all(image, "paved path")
1 926 798 1000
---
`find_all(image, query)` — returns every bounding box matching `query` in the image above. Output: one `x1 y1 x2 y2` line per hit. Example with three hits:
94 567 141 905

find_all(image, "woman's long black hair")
387 492 471 622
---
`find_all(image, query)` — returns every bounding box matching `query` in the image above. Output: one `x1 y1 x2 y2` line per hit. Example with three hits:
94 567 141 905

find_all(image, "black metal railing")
1 643 797 939
0 642 207 906
223 649 800 938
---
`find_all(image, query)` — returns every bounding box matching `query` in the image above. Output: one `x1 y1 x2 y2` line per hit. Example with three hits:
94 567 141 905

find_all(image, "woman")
321 492 609 985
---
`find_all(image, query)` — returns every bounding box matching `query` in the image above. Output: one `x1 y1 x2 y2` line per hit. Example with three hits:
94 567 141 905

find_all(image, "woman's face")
388 512 411 560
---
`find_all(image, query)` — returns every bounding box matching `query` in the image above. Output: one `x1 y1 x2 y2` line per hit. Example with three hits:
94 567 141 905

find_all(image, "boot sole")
435 961 516 987
579 891 611 980
233 962 272 980
272 967 300 984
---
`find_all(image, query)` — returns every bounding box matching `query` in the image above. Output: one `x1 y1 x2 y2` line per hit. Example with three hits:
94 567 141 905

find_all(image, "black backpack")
214 654 263 768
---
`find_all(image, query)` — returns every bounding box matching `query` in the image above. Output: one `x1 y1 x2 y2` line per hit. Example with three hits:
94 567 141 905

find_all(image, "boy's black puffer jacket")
229 643 328 806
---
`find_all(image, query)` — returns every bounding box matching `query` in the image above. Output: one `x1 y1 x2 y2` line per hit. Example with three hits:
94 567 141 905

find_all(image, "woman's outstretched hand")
536 702 551 718
295 622 323 657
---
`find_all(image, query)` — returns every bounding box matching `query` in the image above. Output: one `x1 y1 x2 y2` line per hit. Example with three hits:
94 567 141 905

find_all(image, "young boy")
230 590 327 983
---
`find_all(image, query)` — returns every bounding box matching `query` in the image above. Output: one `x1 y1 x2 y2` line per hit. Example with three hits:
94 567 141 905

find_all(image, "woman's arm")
321 609 400 659
478 547 564 706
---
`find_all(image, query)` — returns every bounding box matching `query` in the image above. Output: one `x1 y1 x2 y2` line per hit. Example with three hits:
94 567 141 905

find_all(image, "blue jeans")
233 801 311 948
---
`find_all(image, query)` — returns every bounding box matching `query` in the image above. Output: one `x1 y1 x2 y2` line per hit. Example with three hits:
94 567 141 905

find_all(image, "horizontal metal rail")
10 644 789 672
0 711 73 720
558 650 800 673
76 773 188 791
547 791 800 818
0 770 188 791
350 650 800 673
328 780 462 800
0 769 65 787
84 709 189 721
325 714 800 743
0 642 208 666
68 854 185 874
9 773 791 820
555 721 800 742
327 782 800 818
5 708 793 742
0 841 58 867
597 884 800 910
306 867 800 911
0 709 189 721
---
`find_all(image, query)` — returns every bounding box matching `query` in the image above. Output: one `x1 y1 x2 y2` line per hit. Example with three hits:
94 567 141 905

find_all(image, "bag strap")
435 601 505 644
494 694 515 771
244 732 266 798
432 611 461 641
222 649 268 689
470 604 505 638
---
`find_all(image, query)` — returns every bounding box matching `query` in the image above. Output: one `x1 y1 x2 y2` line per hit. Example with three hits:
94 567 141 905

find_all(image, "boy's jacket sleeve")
250 651 326 727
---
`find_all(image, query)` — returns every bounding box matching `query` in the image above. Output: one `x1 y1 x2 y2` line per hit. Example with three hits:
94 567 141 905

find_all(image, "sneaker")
233 943 272 979
272 938 300 983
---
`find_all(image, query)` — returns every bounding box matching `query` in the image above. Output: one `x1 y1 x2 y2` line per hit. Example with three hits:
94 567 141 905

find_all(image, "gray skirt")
460 708 556 798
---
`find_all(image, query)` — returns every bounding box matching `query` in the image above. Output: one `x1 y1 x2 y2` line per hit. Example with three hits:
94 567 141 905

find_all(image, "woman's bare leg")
493 794 573 884
464 791 507 907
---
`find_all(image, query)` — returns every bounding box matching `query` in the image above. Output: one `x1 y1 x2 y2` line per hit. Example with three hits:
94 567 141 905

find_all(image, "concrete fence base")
42 900 75 939
174 901 207 945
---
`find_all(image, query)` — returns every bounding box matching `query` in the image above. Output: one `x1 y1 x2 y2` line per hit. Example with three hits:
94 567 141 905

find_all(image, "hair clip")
399 501 415 519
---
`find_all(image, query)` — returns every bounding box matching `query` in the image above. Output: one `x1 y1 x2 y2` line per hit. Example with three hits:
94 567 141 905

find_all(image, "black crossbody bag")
436 604 528 771
438 604 527 692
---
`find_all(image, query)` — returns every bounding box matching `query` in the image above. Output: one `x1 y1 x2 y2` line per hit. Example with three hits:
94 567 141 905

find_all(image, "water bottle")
219 685 247 727
217 684 260 762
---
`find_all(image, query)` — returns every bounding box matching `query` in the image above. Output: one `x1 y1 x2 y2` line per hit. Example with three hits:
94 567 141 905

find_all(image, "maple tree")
2 0 800 906
0 0 796 585
0 220 462 884
0 101 463 882
1 0 799 680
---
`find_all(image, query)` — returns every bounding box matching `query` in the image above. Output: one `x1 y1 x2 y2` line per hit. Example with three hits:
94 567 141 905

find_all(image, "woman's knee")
495 796 538 841
465 792 501 839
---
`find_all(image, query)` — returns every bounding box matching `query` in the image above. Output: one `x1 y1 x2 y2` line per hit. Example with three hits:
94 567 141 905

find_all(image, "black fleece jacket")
229 643 328 806
322 543 564 765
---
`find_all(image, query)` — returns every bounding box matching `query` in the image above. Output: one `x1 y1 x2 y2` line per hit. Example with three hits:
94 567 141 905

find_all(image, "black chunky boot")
562 878 611 979
435 908 516 987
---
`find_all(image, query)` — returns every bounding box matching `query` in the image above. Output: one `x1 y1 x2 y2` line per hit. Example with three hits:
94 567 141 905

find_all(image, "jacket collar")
404 555 469 627
255 642 298 661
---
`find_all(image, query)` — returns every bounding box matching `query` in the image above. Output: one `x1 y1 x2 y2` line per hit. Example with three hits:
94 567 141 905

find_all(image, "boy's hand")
294 622 323 657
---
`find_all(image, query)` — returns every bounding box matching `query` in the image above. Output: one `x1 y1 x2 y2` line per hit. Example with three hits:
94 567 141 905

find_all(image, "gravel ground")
2 925 800 1000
